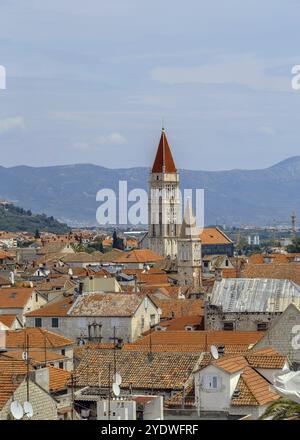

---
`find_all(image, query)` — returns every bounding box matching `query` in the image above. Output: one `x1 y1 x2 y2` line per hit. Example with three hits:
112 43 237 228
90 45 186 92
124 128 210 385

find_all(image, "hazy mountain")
0 157 299 227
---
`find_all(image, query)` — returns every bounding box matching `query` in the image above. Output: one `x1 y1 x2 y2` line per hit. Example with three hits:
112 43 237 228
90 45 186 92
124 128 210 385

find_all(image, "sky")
0 0 300 170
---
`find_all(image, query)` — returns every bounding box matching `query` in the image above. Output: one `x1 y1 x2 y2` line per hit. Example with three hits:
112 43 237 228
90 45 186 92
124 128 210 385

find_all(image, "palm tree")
261 398 300 420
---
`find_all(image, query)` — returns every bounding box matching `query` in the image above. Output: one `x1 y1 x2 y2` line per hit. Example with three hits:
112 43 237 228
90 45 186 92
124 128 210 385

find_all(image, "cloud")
259 125 275 136
72 132 127 151
150 54 295 92
95 132 126 145
0 116 25 135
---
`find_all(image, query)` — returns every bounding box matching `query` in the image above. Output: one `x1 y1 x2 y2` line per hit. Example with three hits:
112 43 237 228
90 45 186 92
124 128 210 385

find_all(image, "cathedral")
141 128 202 290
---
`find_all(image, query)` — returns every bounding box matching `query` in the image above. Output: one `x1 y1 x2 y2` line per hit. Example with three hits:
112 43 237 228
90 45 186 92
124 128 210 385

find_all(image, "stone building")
205 278 300 332
147 128 181 260
26 293 160 344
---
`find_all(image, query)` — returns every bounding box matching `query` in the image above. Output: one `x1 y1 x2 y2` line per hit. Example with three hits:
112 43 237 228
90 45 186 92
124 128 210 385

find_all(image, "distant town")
0 129 299 421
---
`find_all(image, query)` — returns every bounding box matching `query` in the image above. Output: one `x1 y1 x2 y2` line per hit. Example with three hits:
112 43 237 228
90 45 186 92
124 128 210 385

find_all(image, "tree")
286 236 300 253
112 229 124 250
34 228 40 239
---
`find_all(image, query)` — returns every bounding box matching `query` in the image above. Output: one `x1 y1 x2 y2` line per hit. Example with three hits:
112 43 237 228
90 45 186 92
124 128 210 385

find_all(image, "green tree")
35 228 40 239
286 236 300 253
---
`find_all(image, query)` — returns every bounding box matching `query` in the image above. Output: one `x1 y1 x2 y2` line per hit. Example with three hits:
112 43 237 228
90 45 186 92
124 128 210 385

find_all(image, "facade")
0 377 58 420
26 293 160 343
254 303 300 365
194 349 285 419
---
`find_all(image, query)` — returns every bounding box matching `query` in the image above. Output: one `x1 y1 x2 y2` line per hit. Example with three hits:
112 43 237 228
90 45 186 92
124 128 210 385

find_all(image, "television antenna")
210 345 219 360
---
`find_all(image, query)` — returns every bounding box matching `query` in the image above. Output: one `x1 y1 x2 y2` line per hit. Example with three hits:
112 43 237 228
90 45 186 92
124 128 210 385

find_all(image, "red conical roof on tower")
152 129 177 173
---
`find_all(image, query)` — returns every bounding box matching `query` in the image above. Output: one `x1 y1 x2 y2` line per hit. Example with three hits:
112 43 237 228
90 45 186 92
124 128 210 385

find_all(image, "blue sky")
0 0 300 170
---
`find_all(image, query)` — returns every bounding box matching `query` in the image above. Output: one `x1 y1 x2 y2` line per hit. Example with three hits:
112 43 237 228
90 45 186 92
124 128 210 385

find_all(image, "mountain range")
0 156 299 227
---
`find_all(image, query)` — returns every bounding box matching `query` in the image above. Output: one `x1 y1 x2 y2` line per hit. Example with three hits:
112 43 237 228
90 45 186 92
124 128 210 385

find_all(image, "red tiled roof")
5 328 74 348
200 227 233 245
114 249 164 264
0 314 18 328
152 130 177 173
25 296 73 317
0 288 33 309
48 366 71 392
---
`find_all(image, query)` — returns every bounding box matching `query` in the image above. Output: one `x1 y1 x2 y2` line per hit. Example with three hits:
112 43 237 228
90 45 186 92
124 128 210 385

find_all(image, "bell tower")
148 128 180 259
177 197 202 290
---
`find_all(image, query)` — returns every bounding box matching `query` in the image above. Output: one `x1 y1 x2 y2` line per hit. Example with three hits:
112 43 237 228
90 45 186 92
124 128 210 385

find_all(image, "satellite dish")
112 383 120 397
210 345 219 360
23 401 34 418
10 401 24 420
114 372 122 386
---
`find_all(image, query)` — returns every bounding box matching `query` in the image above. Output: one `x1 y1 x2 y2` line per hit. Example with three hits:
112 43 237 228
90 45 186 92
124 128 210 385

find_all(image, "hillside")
0 203 70 233
0 157 300 226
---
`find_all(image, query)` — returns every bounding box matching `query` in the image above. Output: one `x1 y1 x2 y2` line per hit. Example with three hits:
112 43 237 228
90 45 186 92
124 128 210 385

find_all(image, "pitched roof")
0 288 33 309
151 129 177 173
25 296 74 317
0 360 27 410
241 262 300 286
149 297 204 319
69 292 147 317
61 252 103 264
48 366 71 392
200 227 233 245
133 330 264 349
1 349 67 366
5 328 74 349
0 314 18 328
209 278 300 312
74 349 200 390
114 249 164 264
231 366 280 406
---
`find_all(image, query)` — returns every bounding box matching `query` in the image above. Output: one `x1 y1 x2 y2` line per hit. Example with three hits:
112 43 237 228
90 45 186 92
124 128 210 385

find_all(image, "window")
35 317 42 328
141 316 145 329
52 317 59 328
257 322 268 331
61 349 65 356
59 362 64 369
35 293 38 302
223 322 234 331
203 374 219 390
150 314 156 326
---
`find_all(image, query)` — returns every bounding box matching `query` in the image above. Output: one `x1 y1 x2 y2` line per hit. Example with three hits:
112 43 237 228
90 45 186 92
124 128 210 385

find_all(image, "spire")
152 128 177 173
180 197 199 238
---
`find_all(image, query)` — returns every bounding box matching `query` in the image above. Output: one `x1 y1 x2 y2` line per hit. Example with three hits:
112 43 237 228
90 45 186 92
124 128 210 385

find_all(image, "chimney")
31 367 50 392
79 281 84 295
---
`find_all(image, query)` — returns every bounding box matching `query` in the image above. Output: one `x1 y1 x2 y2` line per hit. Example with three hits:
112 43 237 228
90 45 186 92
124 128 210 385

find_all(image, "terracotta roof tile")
74 349 199 390
200 227 233 245
48 366 71 392
114 249 164 264
25 296 74 317
0 314 18 328
0 288 34 309
5 328 74 349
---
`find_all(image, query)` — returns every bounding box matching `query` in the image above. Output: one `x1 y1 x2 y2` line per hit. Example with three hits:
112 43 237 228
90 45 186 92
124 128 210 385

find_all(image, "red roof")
152 129 177 173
